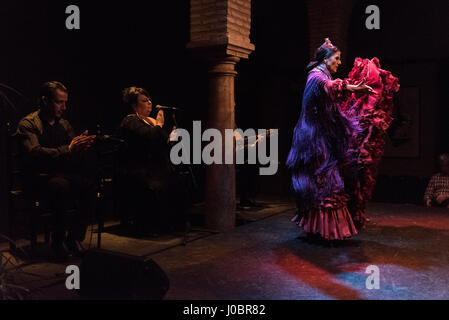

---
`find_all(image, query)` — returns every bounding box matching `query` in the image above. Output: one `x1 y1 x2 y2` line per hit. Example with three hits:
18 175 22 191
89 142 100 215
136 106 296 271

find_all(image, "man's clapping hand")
69 130 96 153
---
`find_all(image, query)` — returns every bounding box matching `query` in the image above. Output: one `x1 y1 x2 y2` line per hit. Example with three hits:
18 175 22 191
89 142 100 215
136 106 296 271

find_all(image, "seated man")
16 81 96 259
424 153 449 208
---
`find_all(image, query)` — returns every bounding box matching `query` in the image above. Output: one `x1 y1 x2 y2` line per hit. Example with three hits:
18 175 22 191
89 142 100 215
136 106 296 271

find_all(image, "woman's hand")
156 110 165 127
169 126 178 142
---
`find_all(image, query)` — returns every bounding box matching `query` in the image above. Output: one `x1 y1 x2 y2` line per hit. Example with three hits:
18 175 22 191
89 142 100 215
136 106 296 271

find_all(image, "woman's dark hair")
122 86 151 111
306 38 340 72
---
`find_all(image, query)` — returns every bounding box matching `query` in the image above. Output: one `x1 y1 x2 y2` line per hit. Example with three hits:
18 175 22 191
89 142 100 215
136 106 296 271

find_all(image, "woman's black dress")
118 114 189 233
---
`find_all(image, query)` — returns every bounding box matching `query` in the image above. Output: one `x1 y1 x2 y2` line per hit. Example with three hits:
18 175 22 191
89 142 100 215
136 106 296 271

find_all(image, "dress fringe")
297 206 358 240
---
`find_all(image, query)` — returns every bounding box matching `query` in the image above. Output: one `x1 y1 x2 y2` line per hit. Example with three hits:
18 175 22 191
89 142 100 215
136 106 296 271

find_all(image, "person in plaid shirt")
424 154 449 207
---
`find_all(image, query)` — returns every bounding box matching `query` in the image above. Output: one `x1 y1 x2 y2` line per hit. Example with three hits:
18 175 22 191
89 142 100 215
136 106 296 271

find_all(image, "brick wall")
305 0 356 59
189 0 254 54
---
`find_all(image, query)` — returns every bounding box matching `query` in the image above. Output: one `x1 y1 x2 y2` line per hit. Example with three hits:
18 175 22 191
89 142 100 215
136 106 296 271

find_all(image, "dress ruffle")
341 57 400 227
296 209 358 240
298 208 358 240
293 193 358 240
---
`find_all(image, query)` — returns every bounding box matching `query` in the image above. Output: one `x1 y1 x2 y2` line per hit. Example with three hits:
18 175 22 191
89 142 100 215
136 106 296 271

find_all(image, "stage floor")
3 201 449 300
153 202 449 300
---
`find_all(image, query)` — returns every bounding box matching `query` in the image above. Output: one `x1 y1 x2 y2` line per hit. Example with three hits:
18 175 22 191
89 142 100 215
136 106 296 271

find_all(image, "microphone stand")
169 110 200 245
170 111 198 191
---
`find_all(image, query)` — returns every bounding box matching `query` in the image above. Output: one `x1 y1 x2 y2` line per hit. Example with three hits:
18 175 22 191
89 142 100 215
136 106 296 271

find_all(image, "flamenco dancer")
287 38 400 242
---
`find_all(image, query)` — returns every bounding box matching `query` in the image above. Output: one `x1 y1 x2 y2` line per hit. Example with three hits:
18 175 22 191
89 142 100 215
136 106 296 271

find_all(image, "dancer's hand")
348 83 376 95
358 83 376 94
426 199 432 208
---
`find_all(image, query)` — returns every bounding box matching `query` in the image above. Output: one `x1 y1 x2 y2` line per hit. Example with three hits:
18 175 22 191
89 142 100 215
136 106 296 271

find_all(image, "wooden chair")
6 123 77 254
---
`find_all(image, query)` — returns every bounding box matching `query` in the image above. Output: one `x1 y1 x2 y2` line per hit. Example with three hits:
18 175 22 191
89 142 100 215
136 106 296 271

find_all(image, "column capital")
187 42 254 60
208 55 240 77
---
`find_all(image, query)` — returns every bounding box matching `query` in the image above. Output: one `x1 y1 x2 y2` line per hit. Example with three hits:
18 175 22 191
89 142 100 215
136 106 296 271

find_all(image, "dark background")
1 0 448 234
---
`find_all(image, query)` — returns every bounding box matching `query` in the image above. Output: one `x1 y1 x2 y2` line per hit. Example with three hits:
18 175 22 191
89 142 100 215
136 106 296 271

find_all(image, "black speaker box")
79 249 170 300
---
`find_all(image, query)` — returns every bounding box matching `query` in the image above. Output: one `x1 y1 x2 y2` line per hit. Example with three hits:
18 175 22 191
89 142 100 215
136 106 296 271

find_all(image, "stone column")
188 0 254 231
204 56 239 230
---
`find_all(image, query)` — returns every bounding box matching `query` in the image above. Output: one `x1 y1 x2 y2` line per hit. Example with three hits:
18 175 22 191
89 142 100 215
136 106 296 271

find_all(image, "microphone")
155 105 181 111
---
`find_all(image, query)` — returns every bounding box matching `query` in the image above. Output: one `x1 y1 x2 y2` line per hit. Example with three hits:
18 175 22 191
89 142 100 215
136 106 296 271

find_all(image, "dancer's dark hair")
306 38 340 72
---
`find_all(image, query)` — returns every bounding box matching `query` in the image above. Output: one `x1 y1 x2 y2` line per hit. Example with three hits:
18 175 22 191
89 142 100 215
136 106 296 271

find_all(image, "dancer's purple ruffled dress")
287 53 399 240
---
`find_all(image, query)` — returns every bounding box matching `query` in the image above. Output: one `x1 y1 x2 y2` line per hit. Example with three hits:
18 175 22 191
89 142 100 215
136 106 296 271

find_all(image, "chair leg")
9 238 17 253
8 202 16 252
30 235 37 252
44 224 50 245
30 202 39 249
30 226 37 249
